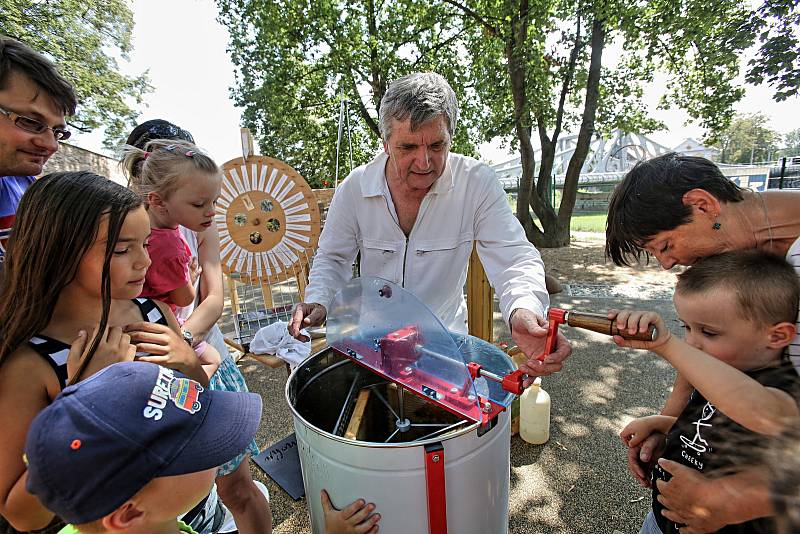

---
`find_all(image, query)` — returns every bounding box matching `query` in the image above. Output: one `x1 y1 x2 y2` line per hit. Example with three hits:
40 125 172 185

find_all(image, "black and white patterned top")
27 298 168 390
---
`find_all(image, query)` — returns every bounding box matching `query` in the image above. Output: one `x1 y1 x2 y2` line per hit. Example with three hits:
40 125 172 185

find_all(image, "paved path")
239 291 679 533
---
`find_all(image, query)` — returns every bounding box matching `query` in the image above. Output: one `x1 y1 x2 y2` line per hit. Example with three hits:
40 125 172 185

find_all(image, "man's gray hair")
378 72 459 142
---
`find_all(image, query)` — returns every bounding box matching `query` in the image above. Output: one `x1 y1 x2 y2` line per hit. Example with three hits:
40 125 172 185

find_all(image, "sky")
69 0 800 165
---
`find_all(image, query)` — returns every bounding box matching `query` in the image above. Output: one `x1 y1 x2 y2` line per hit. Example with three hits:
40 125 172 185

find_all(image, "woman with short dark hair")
606 152 800 532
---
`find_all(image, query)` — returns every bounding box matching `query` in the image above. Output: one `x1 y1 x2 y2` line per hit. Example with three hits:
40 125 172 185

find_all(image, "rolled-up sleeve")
304 178 361 309
473 169 549 324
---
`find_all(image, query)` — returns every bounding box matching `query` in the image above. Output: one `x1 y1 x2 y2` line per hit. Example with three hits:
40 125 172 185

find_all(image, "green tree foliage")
447 0 757 246
0 0 150 148
216 0 479 187
783 128 800 157
745 0 799 101
217 0 796 245
713 112 782 164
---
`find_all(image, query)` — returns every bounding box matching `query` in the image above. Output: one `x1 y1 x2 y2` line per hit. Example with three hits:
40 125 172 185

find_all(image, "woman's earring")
712 222 721 230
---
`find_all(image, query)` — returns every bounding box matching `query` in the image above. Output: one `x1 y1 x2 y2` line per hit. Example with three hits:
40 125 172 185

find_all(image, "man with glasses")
0 35 76 266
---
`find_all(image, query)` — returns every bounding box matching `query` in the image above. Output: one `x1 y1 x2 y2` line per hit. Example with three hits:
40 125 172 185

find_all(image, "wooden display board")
217 155 321 284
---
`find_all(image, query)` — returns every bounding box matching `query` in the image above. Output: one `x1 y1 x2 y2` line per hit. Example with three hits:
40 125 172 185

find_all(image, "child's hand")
607 309 671 351
620 415 669 449
188 256 202 285
620 416 670 488
67 325 136 384
321 490 380 534
124 321 203 382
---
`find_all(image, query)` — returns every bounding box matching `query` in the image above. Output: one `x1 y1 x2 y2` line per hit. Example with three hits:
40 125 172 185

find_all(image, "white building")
672 138 720 160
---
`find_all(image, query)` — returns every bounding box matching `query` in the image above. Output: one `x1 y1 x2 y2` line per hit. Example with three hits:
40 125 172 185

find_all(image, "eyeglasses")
0 106 71 140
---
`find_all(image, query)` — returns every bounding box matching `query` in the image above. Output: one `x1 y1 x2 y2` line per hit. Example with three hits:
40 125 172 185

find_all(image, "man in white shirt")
289 72 571 377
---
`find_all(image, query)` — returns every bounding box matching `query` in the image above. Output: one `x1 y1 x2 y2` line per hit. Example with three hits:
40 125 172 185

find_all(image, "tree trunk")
554 15 606 247
367 0 385 110
530 17 583 248
507 0 544 243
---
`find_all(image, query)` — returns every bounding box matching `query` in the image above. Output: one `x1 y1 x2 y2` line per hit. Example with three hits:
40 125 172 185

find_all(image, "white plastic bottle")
520 377 551 445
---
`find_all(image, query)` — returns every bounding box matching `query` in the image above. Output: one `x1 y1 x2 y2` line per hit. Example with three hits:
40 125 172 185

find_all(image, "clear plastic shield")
451 333 516 410
327 277 484 422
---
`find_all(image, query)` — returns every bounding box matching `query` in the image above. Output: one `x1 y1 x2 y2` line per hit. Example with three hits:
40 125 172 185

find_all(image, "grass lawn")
569 212 607 233
506 196 607 233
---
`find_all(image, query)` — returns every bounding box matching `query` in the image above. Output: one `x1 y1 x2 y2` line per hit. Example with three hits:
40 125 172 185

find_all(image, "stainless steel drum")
286 277 516 533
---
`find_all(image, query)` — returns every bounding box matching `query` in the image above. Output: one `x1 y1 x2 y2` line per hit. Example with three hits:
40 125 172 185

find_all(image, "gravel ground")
225 233 682 533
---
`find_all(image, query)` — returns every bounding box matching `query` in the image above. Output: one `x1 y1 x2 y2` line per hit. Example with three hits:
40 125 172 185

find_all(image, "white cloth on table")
249 321 311 367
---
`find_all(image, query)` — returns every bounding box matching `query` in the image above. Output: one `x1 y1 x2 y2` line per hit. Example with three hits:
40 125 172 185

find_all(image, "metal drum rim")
284 350 481 448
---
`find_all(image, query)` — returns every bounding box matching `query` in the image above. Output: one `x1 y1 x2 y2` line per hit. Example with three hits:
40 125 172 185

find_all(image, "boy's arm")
607 310 691 417
654 336 798 436
620 415 676 448
620 415 674 488
661 373 692 416
613 310 800 436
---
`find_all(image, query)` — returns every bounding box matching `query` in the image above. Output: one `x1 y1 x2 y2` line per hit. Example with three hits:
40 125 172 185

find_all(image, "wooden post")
296 264 308 301
240 128 254 159
260 280 275 309
227 275 240 314
466 244 494 342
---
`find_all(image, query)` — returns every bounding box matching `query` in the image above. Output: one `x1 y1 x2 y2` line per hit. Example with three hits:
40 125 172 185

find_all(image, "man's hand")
67 325 136 384
511 308 572 380
656 459 737 533
288 302 327 341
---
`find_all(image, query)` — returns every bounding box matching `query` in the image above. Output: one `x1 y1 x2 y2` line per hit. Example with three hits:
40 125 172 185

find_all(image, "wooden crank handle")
566 311 657 342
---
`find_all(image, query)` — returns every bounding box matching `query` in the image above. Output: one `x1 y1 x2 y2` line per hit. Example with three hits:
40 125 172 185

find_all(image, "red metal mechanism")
333 308 570 427
379 325 421 375
538 308 567 362
466 362 525 396
335 326 486 422
467 307 568 398
424 442 448 534
500 369 525 395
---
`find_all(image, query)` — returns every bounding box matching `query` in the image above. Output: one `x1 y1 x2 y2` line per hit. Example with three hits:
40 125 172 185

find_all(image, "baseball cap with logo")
24 361 262 525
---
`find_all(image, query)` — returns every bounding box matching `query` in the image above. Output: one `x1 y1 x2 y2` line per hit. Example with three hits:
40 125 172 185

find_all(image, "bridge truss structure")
490 129 673 190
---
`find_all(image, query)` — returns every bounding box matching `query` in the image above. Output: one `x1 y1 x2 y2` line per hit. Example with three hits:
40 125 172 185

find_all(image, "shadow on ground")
238 292 678 534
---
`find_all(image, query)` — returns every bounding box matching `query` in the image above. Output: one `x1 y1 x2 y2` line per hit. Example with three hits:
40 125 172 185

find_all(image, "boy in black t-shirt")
613 251 800 534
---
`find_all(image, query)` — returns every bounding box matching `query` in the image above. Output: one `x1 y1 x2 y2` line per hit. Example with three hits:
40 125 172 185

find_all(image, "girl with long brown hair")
0 171 219 533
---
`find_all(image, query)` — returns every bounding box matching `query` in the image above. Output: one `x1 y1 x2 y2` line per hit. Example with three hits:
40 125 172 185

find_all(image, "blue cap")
24 361 262 525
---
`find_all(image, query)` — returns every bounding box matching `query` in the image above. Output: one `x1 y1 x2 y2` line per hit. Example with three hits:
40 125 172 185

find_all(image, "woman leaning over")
605 152 800 532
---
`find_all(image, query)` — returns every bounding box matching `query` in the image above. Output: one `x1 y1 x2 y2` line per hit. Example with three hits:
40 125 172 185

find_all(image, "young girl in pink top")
121 140 217 313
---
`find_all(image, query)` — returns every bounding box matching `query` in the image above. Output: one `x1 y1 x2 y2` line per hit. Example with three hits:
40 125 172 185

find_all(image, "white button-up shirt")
304 151 549 333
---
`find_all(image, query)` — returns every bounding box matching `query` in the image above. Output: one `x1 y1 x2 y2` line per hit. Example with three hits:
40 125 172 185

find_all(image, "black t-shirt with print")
653 359 800 533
